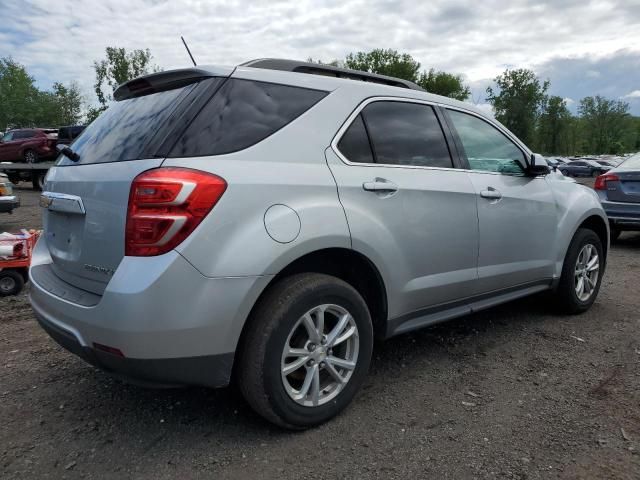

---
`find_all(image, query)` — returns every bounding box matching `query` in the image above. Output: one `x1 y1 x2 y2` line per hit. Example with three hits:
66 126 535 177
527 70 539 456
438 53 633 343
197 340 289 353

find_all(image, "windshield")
619 153 640 169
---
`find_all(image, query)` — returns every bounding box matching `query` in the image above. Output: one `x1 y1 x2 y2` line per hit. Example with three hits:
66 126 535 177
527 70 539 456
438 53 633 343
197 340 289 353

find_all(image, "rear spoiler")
113 66 234 101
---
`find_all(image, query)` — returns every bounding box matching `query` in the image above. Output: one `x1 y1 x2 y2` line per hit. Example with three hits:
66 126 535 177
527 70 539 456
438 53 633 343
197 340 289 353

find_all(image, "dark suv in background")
57 125 86 145
0 128 58 163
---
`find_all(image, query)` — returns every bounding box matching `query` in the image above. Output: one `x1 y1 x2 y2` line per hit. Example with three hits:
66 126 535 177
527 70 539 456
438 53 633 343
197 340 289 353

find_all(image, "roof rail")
240 58 425 91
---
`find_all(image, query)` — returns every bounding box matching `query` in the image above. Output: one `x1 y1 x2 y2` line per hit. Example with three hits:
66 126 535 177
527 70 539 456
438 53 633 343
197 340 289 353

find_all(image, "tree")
486 69 549 146
578 96 630 154
0 57 40 131
52 82 83 125
537 96 572 154
417 69 470 101
344 48 421 82
343 48 471 101
93 47 159 109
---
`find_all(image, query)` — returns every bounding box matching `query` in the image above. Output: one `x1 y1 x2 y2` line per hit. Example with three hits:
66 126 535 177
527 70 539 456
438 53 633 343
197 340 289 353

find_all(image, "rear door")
444 108 557 292
41 76 227 295
327 99 479 318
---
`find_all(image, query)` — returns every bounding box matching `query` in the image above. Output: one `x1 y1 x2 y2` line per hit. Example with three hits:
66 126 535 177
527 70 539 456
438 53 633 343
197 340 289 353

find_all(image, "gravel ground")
1 183 640 479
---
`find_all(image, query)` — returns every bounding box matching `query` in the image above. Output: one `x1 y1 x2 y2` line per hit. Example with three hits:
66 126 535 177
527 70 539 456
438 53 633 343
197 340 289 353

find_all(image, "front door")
445 108 558 292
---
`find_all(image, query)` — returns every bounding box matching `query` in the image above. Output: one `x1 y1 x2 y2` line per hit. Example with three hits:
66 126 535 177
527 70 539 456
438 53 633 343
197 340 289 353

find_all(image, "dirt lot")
2 183 639 479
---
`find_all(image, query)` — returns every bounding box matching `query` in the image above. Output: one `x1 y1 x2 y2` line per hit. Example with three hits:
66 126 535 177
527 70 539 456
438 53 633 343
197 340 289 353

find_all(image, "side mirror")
527 153 550 176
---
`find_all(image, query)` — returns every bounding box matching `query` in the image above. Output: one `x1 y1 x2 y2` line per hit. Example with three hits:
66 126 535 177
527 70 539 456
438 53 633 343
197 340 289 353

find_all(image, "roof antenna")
181 36 197 66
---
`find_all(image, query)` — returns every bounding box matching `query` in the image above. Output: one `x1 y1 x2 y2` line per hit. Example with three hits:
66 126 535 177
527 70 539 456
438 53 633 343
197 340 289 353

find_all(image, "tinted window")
170 79 328 157
447 109 526 175
14 131 33 139
1 132 12 142
572 162 585 166
361 101 453 168
59 83 198 165
337 114 374 163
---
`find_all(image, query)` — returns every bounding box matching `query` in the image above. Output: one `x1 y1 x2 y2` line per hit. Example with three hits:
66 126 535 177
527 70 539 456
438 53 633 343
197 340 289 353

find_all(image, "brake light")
594 173 619 190
126 168 227 256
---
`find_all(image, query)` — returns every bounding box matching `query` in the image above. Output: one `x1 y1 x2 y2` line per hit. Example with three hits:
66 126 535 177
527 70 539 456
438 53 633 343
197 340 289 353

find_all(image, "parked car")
30 60 609 429
595 160 616 169
0 128 58 163
595 152 640 241
559 159 609 177
57 125 86 145
0 173 19 213
545 158 566 170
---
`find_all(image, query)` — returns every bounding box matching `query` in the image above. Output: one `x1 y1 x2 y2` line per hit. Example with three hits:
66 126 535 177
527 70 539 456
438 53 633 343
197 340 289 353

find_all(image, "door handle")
362 178 399 194
480 188 502 200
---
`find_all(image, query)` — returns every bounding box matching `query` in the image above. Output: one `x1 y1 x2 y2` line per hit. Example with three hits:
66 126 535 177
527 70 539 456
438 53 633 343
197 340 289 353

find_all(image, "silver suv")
30 59 608 429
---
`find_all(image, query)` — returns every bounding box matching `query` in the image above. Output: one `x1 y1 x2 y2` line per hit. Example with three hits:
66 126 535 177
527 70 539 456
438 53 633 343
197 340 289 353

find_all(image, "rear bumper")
0 195 19 212
601 200 640 229
36 311 234 387
29 236 273 388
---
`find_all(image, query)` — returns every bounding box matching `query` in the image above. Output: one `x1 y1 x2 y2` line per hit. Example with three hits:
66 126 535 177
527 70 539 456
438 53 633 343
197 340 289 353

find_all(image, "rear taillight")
125 168 227 256
594 173 619 190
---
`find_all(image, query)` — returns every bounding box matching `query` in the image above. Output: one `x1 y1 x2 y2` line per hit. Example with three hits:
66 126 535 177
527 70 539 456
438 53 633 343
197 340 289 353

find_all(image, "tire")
32 172 45 191
554 228 604 314
237 273 373 429
0 270 24 296
24 149 38 164
7 174 20 185
610 228 621 243
591 170 598 178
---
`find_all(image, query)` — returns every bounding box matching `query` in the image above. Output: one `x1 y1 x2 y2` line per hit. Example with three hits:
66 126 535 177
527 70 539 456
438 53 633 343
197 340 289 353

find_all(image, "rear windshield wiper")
56 144 80 162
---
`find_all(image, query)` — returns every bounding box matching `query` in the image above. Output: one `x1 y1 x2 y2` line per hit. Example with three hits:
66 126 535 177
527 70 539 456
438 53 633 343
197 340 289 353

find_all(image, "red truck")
0 128 58 163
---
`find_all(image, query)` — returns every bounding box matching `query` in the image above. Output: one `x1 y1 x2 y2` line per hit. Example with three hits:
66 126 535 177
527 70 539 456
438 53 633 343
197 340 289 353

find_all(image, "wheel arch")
233 247 389 375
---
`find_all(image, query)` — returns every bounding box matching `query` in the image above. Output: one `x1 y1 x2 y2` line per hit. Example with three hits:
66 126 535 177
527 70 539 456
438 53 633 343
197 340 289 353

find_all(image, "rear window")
620 153 640 169
58 83 199 165
169 79 328 157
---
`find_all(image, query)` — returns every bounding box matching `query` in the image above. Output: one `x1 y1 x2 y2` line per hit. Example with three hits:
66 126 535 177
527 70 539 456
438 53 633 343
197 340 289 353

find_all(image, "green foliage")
343 48 470 100
486 69 550 146
93 47 159 108
345 49 421 81
537 96 573 155
417 69 470 101
0 57 84 131
578 95 631 154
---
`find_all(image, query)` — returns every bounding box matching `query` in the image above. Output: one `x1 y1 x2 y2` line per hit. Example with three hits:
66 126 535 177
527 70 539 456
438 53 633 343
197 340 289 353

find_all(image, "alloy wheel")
574 243 599 302
281 304 359 407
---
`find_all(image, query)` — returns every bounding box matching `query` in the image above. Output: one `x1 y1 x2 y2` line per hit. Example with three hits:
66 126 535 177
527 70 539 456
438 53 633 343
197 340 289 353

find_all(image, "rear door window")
169 79 328 157
360 101 453 168
337 114 374 164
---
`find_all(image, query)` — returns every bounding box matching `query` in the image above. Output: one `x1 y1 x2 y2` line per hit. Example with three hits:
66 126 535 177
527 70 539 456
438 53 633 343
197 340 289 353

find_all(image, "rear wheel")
554 228 603 314
0 270 24 296
237 273 373 429
24 149 38 164
591 170 598 177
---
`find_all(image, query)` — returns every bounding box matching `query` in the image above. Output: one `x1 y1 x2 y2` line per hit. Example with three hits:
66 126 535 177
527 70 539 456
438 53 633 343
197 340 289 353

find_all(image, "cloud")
1 0 639 114
623 90 640 99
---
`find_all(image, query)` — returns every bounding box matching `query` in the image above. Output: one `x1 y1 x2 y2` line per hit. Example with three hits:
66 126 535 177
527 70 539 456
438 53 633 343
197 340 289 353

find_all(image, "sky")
2 0 639 114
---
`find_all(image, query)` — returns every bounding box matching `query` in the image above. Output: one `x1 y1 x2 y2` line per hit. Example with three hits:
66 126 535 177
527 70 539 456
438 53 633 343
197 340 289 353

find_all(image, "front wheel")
554 228 604 314
237 273 373 429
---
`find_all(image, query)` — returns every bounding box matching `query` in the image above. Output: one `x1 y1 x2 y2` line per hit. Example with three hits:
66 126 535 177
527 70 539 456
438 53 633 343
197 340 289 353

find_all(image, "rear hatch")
606 171 640 203
41 68 230 295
